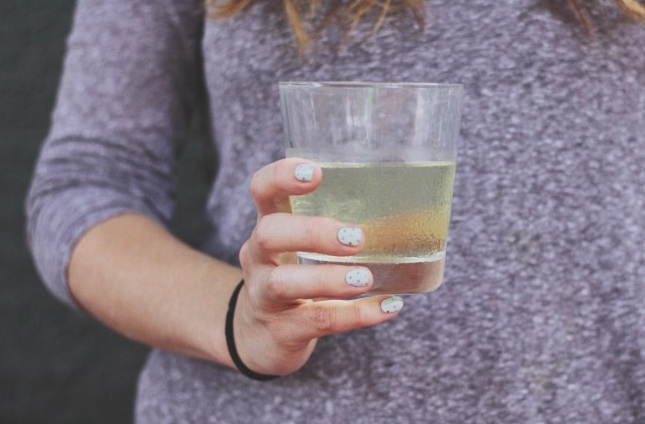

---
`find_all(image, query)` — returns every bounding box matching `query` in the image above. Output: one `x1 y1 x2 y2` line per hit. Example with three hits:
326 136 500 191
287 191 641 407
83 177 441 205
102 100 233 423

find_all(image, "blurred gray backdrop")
1 1 210 422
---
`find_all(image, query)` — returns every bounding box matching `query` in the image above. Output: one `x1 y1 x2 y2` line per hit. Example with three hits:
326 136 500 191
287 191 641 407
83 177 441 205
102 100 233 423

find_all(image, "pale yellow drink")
290 161 456 294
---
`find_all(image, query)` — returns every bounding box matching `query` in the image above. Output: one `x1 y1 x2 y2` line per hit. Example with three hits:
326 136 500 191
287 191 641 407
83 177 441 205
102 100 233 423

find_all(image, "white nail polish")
345 268 370 287
294 164 315 182
337 227 363 247
381 296 404 314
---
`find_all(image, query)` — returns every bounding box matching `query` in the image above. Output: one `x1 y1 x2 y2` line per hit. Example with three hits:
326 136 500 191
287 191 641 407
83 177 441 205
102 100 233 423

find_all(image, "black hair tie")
226 279 279 381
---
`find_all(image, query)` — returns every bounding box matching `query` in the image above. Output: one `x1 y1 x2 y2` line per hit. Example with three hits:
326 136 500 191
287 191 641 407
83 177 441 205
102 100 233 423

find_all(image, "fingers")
250 158 321 216
290 296 405 343
248 213 364 263
261 265 373 302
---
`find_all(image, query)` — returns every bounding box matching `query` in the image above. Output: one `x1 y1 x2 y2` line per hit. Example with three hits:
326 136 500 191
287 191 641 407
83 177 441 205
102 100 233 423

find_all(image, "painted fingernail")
337 227 363 247
294 164 315 182
381 296 404 314
345 268 370 287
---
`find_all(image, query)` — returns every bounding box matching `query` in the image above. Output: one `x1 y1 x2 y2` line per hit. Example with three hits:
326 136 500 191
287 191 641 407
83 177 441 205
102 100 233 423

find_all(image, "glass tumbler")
280 82 463 295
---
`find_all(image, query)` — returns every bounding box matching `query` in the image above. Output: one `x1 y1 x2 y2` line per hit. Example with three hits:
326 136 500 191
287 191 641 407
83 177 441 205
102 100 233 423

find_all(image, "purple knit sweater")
27 0 645 422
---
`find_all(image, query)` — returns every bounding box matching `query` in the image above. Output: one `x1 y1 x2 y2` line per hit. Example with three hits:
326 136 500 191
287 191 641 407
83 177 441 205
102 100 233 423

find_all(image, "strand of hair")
567 0 594 35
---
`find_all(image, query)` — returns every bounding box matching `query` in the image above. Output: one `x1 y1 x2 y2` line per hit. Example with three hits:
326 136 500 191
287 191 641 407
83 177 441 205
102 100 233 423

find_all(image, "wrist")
193 264 245 366
227 280 279 381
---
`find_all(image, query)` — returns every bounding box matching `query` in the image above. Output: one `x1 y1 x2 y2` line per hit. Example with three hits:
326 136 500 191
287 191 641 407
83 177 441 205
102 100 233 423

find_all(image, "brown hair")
209 0 645 53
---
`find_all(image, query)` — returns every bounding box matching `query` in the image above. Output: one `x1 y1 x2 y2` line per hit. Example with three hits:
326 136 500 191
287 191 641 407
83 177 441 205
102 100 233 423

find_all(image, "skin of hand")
68 158 402 377
232 158 403 376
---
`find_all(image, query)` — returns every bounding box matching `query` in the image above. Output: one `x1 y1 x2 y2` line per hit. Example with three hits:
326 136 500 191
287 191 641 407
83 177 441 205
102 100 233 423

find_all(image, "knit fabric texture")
26 0 645 422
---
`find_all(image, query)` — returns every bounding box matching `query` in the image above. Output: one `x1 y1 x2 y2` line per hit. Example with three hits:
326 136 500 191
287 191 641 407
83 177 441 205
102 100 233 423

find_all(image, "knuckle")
246 281 263 304
350 304 370 329
303 220 323 244
239 242 251 269
265 268 285 298
311 271 328 295
266 317 296 346
253 216 273 250
312 306 335 333
249 170 264 199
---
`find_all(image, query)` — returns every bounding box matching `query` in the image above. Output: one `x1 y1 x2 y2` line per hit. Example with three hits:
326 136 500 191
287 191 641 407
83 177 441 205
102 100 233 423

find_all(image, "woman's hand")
233 158 404 376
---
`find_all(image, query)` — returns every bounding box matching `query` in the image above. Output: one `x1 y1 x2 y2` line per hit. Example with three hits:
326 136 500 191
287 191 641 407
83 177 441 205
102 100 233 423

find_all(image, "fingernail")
345 268 370 287
381 296 404 314
337 227 363 247
294 164 315 182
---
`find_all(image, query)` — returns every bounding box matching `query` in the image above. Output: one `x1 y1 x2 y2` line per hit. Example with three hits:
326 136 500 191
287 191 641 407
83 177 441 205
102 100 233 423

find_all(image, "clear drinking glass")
279 82 464 295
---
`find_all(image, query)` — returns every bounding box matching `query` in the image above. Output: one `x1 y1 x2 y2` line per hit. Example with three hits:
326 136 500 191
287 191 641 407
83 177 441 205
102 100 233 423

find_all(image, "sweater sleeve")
25 0 204 311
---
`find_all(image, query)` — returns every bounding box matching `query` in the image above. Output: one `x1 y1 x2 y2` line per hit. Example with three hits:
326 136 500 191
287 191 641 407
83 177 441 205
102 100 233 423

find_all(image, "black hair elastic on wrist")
226 279 279 381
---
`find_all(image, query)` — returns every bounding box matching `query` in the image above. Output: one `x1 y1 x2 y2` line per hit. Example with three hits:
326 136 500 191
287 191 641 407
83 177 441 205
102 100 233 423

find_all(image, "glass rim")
279 81 463 89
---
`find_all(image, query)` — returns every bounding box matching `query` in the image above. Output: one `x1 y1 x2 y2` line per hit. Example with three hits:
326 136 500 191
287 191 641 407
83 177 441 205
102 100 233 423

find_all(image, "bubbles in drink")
290 162 455 294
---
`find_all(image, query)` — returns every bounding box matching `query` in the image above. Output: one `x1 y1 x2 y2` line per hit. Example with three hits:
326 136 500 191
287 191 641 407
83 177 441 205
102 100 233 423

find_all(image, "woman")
27 0 645 422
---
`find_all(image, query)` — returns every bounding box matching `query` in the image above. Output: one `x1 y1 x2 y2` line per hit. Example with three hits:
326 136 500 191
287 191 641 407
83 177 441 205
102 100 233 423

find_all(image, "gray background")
1 1 210 422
